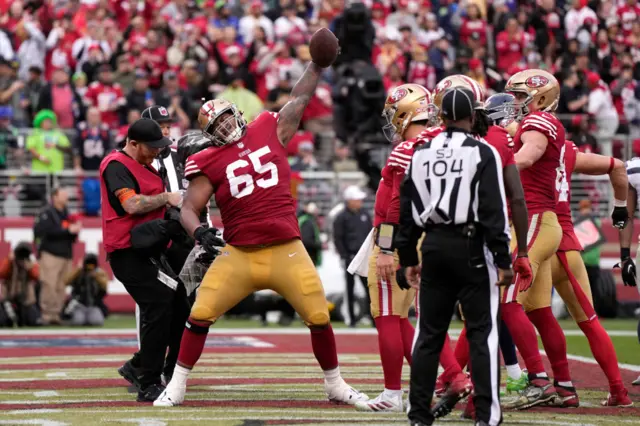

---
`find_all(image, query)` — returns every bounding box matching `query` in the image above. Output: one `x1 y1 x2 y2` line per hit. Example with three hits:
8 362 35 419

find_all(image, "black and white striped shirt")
396 128 511 268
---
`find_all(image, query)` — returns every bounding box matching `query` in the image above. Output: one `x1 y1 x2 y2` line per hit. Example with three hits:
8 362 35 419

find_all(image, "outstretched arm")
575 154 628 202
181 175 215 237
276 62 323 146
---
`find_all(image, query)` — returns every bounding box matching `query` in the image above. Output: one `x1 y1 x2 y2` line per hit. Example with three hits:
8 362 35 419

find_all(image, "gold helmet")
433 75 486 112
197 98 247 146
382 84 436 142
504 69 560 114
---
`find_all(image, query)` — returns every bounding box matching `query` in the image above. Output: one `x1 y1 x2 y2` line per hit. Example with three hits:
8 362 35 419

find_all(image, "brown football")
309 28 339 68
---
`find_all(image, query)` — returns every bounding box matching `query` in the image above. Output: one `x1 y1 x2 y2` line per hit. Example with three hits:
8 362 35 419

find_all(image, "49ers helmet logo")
388 88 408 103
525 75 549 88
436 79 452 93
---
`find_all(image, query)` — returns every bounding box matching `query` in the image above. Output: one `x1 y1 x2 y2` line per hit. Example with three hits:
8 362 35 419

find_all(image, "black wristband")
376 223 396 251
621 247 631 259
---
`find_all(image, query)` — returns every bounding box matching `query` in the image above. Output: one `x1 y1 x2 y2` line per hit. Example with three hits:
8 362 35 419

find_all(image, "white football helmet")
198 99 246 146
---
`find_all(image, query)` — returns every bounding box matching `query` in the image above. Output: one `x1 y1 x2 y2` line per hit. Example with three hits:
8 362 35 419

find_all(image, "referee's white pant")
408 227 502 426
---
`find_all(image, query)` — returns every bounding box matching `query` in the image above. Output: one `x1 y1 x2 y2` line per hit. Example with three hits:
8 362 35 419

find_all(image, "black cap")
127 118 172 148
441 88 475 122
141 105 174 123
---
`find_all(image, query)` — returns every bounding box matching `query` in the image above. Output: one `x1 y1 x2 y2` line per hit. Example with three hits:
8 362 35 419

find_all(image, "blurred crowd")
1 0 640 173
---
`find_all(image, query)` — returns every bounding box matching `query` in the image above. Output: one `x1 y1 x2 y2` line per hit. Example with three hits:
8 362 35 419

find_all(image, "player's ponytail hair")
472 108 491 137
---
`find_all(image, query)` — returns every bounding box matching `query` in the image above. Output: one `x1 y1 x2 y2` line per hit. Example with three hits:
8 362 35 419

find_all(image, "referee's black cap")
441 87 476 122
127 118 172 149
141 105 174 123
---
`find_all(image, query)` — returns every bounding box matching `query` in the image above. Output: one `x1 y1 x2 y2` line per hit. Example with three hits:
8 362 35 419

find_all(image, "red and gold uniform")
184 111 328 326
502 110 564 310
370 139 419 318
550 141 594 322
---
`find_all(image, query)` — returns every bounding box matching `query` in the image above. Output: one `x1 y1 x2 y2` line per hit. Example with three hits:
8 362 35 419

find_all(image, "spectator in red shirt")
495 17 526 73
459 4 487 46
37 68 85 129
84 64 126 128
617 0 640 36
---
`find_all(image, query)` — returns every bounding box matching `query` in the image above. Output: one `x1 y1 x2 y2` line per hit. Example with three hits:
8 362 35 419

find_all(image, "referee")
396 88 513 426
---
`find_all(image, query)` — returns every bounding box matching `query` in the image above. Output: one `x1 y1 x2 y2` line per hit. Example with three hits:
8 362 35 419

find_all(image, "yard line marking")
33 391 58 398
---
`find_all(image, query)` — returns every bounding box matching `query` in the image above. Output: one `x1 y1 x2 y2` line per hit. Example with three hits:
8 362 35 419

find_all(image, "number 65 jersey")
184 112 300 246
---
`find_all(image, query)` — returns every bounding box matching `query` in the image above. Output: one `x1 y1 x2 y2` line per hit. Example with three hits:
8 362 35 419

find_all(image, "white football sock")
557 380 574 388
323 366 342 385
383 388 403 399
506 364 523 381
170 365 191 388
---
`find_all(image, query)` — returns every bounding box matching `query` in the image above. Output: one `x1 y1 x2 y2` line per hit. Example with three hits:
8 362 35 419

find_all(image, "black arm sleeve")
332 211 348 259
396 171 423 268
477 145 511 269
102 160 139 216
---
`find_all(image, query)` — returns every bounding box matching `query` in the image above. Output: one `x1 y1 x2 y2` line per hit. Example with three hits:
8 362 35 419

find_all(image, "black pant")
110 248 189 388
344 260 371 325
409 229 501 426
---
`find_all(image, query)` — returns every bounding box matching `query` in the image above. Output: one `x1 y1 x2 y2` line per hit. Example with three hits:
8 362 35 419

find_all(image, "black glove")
617 257 637 287
194 226 225 255
396 267 411 290
611 206 629 229
196 248 217 267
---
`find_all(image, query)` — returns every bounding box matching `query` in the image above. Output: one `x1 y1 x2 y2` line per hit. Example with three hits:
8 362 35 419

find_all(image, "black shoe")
130 352 142 369
137 383 166 402
118 360 143 391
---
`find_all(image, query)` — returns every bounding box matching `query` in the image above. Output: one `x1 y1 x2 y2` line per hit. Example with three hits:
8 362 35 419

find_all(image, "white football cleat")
355 391 403 412
633 375 640 386
325 380 369 405
153 385 186 407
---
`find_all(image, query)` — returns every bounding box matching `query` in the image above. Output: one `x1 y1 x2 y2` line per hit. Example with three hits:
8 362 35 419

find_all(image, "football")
309 28 339 68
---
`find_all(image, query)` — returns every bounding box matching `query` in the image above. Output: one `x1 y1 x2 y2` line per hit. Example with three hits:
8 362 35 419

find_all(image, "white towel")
347 228 375 277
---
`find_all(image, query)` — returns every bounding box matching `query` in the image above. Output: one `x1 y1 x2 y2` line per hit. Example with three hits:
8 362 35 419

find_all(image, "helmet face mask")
199 100 247 147
485 93 521 128
381 84 436 142
504 69 560 116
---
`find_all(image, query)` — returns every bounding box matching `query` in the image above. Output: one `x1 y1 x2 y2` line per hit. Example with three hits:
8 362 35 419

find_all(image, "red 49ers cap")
127 118 172 149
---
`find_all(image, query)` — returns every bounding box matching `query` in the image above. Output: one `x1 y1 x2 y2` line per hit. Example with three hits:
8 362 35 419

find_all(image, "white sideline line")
0 327 637 337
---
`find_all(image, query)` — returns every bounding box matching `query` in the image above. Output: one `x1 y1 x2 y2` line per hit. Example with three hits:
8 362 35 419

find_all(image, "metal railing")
0 169 617 221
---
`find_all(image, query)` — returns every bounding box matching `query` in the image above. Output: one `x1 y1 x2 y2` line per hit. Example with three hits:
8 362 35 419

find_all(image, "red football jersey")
84 82 126 128
374 138 422 226
184 112 300 246
556 140 582 251
514 111 566 215
417 125 514 168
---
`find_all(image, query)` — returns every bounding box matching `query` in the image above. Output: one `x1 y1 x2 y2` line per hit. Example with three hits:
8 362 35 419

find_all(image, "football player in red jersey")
353 83 471 413
499 69 568 409
548 141 632 407
154 49 368 407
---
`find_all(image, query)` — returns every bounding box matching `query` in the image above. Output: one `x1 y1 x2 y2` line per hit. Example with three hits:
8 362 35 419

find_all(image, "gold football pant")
191 239 329 326
550 251 595 323
367 246 416 318
502 211 562 312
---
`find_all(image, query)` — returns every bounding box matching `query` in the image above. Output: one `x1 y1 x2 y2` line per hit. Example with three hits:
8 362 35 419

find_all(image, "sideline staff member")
99 118 182 402
396 88 513 426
